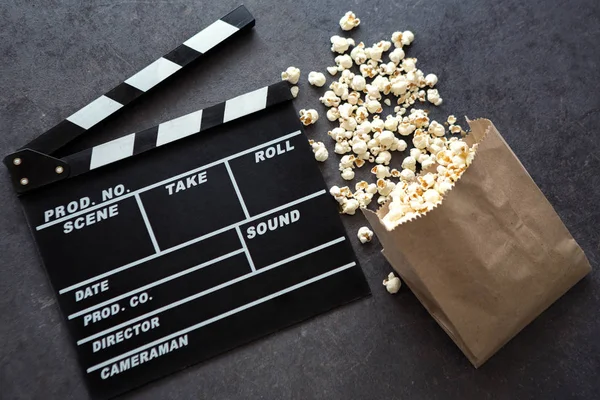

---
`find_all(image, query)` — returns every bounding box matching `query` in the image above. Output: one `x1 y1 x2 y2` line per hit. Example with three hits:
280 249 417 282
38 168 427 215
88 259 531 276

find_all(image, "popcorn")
327 107 340 121
366 99 383 113
352 140 368 155
421 157 436 170
400 168 415 181
449 140 468 156
354 190 373 208
365 46 384 62
378 130 395 148
356 110 370 125
365 84 382 100
347 91 361 105
375 150 392 165
371 117 385 132
389 48 405 64
401 31 415 46
391 31 403 47
357 226 374 244
341 198 360 215
331 35 353 54
372 165 391 179
334 141 351 154
366 183 378 194
281 67 301 85
329 185 342 199
320 91 341 107
427 88 443 106
340 117 357 131
391 138 407 151
447 115 457 125
401 156 417 171
398 122 416 136
410 148 423 160
299 109 319 125
290 86 299 98
377 178 395 196
423 188 441 204
351 75 367 91
425 73 438 87
309 141 329 162
401 58 417 72
428 120 445 137
383 272 401 294
360 64 378 79
308 71 327 87
436 149 453 166
412 132 430 149
384 98 391 106
382 116 398 132
350 44 368 65
335 54 353 70
339 11 360 31
327 66 339 76
338 102 355 119
341 168 355 180
450 125 462 134
330 81 349 98
339 154 356 169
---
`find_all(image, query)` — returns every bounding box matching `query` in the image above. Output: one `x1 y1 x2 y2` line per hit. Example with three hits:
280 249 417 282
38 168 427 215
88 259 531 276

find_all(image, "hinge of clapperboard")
3 5 293 195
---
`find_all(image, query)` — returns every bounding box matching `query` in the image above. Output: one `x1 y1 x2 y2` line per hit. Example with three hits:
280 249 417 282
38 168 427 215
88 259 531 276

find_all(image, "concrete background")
1 0 599 398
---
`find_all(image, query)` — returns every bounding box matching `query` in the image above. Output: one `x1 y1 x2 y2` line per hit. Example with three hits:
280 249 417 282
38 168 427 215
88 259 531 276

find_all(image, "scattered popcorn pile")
280 11 476 232
281 12 479 293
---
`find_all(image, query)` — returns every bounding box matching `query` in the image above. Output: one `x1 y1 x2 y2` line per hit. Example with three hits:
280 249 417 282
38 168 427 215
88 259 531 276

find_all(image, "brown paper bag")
364 119 591 367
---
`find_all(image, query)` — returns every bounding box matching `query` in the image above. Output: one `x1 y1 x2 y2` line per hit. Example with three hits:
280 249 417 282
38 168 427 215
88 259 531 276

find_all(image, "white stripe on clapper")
89 133 136 170
156 110 203 147
223 86 268 123
183 20 239 54
67 95 123 130
124 57 182 92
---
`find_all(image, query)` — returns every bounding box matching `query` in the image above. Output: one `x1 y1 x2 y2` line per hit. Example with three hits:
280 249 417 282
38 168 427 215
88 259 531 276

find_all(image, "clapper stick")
64 82 292 179
4 5 255 194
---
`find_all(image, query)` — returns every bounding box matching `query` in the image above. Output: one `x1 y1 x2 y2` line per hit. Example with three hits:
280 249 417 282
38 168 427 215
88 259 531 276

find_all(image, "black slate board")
18 100 370 399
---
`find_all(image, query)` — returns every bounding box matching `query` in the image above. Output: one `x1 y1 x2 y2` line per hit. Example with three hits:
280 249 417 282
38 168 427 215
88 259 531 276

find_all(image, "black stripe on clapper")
105 83 144 105
199 102 226 132
133 126 159 155
163 45 202 67
221 4 255 29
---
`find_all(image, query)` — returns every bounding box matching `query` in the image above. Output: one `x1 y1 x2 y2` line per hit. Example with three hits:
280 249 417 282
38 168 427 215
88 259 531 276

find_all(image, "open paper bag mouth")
371 117 492 229
363 118 591 367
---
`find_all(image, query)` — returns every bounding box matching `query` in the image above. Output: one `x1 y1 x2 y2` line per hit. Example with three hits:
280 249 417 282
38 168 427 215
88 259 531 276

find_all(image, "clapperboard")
3 5 370 399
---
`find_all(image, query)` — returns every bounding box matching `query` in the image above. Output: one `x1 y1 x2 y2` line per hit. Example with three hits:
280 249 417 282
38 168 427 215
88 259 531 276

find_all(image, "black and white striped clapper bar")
3 5 369 399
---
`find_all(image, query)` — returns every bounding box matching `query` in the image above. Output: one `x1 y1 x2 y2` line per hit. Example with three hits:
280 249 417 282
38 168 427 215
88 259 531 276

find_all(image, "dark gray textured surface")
1 0 599 399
